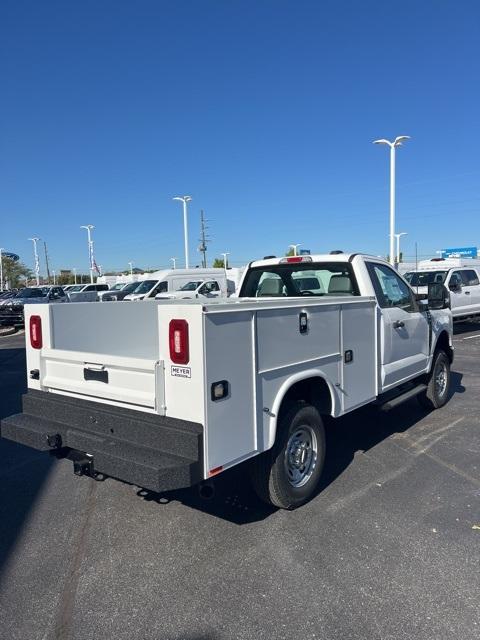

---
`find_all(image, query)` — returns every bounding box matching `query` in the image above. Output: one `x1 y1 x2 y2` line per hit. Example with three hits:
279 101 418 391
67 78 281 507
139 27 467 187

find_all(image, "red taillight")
169 319 189 364
30 315 43 349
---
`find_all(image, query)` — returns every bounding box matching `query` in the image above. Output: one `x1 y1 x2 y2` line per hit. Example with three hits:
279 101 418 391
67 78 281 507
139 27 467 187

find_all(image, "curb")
0 326 16 337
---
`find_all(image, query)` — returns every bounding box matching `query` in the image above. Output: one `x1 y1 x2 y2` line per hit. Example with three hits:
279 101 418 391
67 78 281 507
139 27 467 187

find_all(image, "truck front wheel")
418 349 451 410
250 401 326 509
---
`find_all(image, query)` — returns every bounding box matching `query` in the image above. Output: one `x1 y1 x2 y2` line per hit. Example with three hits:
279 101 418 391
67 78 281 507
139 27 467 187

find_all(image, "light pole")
73 268 77 284
0 248 3 291
128 261 133 277
80 225 95 283
221 252 230 269
289 243 301 256
394 232 407 265
170 257 177 270
373 135 410 266
28 237 41 285
52 270 56 285
173 196 192 268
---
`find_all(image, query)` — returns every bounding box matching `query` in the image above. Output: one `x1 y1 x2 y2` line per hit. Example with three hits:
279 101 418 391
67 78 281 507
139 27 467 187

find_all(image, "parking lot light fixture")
171 257 177 270
0 248 4 291
373 135 410 266
173 196 192 268
221 252 230 269
128 261 134 277
80 225 95 284
73 268 77 284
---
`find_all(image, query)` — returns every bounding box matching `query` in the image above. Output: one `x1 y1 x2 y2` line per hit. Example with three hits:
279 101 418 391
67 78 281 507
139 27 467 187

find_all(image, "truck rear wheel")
250 401 326 509
418 349 451 410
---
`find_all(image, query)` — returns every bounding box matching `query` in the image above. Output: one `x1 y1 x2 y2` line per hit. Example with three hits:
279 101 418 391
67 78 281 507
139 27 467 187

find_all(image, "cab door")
446 270 471 317
464 269 480 313
366 262 430 389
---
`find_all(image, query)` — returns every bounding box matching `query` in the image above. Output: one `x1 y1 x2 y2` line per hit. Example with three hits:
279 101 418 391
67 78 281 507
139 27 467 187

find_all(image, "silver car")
0 286 68 325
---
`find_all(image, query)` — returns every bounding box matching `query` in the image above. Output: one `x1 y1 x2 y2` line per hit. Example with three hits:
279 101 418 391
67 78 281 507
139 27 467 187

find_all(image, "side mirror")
428 283 450 310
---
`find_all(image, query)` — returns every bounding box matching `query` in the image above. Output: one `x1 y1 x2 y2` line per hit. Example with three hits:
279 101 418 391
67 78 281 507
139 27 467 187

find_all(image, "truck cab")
404 257 480 320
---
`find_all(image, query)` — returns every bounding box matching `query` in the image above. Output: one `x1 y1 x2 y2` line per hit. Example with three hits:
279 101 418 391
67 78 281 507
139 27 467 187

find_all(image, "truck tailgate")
39 348 162 410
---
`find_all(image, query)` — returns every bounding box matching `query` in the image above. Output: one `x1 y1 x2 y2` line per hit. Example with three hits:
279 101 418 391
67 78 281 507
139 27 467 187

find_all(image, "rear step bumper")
0 389 203 493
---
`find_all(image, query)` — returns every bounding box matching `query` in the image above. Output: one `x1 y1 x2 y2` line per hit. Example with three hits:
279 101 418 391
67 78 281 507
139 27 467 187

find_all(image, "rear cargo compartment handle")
84 366 109 384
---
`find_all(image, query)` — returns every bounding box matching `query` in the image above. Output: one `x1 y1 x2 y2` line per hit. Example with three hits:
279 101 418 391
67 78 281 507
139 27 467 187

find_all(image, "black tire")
418 349 451 410
250 401 326 509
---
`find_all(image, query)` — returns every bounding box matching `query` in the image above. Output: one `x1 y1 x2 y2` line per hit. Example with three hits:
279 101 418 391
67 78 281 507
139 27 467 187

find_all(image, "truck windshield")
404 271 448 286
16 288 46 298
180 281 202 291
240 263 359 297
132 280 157 294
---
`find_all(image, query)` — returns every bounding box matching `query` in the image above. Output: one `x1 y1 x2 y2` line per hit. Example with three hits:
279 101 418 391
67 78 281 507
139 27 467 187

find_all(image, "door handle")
393 320 405 329
465 291 471 295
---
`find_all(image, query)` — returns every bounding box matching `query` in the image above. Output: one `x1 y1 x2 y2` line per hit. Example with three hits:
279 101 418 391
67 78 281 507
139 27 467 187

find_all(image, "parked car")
125 269 231 301
67 283 110 302
99 282 140 301
1 253 453 509
0 286 68 325
156 279 223 300
0 290 19 303
123 279 167 301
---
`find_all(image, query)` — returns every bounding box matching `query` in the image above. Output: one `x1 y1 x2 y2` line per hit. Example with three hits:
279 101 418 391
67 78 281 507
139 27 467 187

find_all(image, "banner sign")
441 247 477 259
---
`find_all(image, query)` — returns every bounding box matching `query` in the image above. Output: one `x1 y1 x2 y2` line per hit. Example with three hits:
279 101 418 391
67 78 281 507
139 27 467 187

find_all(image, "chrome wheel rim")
284 425 318 488
435 360 448 397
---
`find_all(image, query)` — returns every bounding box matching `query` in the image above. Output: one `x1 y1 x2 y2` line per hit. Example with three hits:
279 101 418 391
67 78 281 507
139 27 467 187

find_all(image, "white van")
124 269 230 301
404 257 480 319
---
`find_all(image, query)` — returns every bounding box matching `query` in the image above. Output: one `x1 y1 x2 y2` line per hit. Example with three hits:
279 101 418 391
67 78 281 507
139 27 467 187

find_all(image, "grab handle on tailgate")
84 364 109 384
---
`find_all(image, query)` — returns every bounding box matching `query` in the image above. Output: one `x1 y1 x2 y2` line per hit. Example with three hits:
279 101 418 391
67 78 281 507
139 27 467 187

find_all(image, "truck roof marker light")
280 256 313 264
169 319 189 365
30 315 43 350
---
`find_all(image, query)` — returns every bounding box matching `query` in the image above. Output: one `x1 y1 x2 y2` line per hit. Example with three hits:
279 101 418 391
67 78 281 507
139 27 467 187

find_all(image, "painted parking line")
463 334 480 340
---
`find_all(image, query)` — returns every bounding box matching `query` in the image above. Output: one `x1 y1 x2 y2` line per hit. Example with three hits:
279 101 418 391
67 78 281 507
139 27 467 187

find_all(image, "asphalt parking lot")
1 325 480 640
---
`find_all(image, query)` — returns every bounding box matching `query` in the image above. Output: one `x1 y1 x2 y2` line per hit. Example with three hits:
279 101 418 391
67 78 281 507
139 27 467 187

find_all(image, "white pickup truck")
404 257 480 320
1 253 453 509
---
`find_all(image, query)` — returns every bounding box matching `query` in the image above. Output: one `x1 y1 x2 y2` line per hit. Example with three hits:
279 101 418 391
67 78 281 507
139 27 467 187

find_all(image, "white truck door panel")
341 302 377 411
366 262 429 389
256 304 341 373
204 311 257 469
380 307 429 386
447 271 470 317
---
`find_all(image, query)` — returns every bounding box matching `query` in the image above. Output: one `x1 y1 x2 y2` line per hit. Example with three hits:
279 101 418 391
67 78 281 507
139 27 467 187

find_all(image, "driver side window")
367 263 416 312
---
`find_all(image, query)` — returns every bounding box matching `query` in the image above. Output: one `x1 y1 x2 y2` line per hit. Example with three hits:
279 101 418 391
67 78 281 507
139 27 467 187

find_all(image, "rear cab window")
240 262 359 298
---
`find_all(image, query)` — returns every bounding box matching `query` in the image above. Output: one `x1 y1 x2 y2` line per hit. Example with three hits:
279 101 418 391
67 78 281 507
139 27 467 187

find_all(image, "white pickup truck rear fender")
265 369 339 450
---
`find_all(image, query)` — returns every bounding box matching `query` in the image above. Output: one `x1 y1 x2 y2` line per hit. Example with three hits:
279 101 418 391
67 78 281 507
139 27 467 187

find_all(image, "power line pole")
198 209 210 268
44 241 51 284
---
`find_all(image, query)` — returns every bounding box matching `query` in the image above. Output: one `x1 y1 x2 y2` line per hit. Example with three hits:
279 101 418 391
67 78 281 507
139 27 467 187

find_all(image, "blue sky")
1 0 479 273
